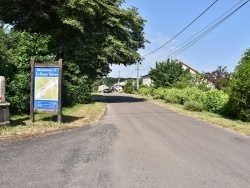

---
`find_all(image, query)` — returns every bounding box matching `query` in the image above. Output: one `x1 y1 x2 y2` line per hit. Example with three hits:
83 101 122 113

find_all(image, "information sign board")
34 68 59 110
30 59 62 123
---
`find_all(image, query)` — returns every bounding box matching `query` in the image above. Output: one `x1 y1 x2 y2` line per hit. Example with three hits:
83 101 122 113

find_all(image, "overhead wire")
157 0 245 61
139 0 249 70
142 0 219 58
166 0 250 59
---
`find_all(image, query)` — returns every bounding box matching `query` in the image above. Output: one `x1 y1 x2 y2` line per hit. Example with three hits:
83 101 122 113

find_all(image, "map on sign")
34 67 59 110
35 78 58 100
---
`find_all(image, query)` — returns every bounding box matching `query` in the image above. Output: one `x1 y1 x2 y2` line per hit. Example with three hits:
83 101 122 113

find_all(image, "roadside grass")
0 100 106 142
134 94 250 136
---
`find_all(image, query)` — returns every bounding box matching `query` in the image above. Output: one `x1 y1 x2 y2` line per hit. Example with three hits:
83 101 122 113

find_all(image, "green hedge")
138 87 228 114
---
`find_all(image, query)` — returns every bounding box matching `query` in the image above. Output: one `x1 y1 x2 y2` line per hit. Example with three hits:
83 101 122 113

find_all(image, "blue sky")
109 0 250 78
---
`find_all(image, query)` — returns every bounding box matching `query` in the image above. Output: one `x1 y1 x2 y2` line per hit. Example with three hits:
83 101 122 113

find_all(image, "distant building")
98 84 109 92
181 62 198 75
141 75 152 86
141 62 215 88
112 80 127 92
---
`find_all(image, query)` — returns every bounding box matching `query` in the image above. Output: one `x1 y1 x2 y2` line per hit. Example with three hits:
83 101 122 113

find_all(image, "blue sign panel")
34 67 59 110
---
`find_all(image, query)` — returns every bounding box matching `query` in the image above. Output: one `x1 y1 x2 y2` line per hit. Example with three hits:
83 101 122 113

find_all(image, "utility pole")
136 62 139 91
118 71 120 93
118 71 120 85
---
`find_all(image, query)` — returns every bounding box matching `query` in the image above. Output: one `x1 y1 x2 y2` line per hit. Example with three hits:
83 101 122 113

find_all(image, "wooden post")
30 58 35 122
57 59 63 124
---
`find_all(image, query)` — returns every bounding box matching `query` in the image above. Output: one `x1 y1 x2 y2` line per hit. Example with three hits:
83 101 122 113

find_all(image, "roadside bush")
228 48 250 121
123 79 134 94
137 86 229 115
152 88 166 99
164 88 180 104
184 101 203 112
176 87 205 104
5 31 54 113
138 86 154 96
62 61 93 106
203 90 228 114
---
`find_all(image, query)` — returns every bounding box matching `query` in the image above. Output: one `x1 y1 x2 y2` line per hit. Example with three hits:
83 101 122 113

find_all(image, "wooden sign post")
30 59 63 124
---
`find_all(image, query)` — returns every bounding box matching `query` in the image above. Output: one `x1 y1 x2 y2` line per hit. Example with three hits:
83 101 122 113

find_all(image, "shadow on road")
103 94 146 103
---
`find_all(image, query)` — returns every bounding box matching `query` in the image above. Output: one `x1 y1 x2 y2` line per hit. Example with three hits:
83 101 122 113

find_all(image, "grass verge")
0 101 106 142
135 94 250 136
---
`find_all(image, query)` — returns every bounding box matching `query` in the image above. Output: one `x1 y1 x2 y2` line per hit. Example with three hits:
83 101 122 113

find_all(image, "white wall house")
98 84 109 92
141 62 215 88
141 75 152 86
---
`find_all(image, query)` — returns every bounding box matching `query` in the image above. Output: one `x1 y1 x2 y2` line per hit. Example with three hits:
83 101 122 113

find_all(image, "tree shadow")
92 94 106 102
9 114 83 126
39 114 83 123
10 117 30 127
103 95 146 103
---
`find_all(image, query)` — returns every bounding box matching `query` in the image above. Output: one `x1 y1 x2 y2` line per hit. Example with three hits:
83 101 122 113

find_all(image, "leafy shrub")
138 86 154 96
152 88 166 99
124 79 134 94
184 101 203 112
138 86 229 115
228 48 250 121
164 88 180 104
5 31 54 113
203 90 228 114
62 61 93 106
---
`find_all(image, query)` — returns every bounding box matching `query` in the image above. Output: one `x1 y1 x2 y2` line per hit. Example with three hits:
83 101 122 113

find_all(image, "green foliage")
0 27 16 80
62 61 93 106
0 0 147 78
184 101 203 112
0 0 148 114
152 88 165 99
203 90 228 114
228 48 250 121
149 59 190 88
124 79 135 94
138 86 154 96
204 66 231 91
4 31 55 113
173 72 211 91
139 86 228 114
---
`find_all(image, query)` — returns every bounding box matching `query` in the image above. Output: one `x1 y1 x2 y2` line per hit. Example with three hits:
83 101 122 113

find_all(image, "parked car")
103 89 109 93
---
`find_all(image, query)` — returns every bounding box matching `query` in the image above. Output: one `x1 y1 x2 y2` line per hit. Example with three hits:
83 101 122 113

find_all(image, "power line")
139 0 249 71
157 0 246 61
166 0 250 59
142 0 219 58
125 70 137 78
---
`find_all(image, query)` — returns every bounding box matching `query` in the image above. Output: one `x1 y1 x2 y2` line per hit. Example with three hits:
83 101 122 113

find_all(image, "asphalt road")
1 94 250 188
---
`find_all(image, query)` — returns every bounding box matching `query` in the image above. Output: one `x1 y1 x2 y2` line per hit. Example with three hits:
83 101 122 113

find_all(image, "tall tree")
228 48 250 121
204 66 231 90
149 59 190 88
0 0 147 78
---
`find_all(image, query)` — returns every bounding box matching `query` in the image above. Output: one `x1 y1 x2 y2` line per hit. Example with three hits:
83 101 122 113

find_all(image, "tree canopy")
228 48 250 121
0 0 147 113
149 59 190 88
0 0 147 78
204 66 231 91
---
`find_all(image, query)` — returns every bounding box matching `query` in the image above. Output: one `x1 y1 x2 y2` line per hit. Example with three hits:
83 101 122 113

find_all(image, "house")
98 84 109 92
112 80 127 92
141 61 215 88
141 74 152 86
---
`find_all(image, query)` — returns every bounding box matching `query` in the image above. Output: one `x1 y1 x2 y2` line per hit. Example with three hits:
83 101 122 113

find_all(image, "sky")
109 0 250 78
